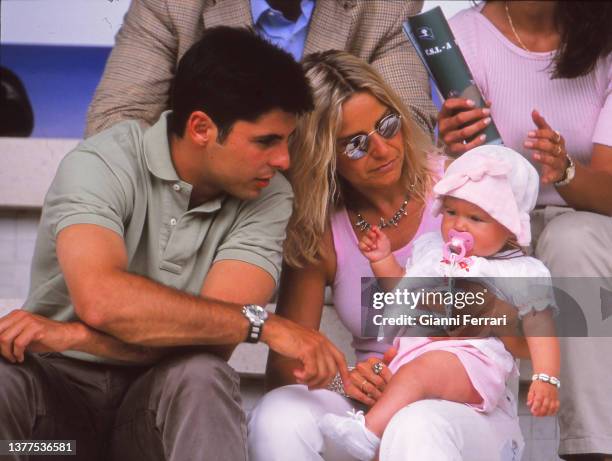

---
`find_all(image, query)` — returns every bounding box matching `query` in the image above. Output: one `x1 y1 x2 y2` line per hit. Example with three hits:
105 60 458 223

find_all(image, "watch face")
246 304 268 321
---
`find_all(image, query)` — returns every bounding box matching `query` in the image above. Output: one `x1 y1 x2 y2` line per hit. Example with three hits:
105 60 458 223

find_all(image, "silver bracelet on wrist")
532 373 561 389
326 366 355 397
327 372 349 397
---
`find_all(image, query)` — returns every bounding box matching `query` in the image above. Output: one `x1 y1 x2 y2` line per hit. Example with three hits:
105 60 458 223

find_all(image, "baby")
320 146 560 461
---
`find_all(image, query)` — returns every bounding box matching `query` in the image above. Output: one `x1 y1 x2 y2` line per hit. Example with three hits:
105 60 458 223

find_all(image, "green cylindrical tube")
404 7 502 145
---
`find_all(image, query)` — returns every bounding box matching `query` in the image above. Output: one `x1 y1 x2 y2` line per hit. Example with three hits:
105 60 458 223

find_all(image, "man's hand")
0 310 84 363
262 314 350 391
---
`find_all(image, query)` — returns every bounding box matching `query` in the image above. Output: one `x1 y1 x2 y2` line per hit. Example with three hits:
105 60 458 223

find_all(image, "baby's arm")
522 309 560 417
359 226 404 291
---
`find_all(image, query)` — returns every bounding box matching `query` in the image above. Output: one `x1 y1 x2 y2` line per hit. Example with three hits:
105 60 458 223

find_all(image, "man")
0 27 349 461
85 0 437 138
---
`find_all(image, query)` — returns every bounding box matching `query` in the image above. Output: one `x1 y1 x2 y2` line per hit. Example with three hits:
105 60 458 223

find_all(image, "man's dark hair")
170 26 313 141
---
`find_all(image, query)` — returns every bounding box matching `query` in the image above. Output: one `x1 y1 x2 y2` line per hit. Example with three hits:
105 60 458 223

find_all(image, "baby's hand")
358 226 391 262
527 380 559 417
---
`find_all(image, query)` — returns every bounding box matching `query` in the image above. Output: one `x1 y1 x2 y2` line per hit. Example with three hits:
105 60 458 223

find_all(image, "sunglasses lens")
378 114 401 139
340 113 400 160
345 135 368 160
347 148 367 160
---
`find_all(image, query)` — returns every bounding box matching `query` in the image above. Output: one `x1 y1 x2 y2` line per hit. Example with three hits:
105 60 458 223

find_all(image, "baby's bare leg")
366 350 483 437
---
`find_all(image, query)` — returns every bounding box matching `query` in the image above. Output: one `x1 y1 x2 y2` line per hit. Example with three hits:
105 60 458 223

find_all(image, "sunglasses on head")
339 112 402 160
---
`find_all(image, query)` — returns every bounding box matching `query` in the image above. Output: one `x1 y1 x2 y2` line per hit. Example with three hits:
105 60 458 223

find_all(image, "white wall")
1 0 130 46
1 0 472 47
426 1 472 19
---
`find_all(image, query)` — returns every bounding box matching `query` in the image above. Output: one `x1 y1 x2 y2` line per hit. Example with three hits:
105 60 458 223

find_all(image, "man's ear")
185 111 218 147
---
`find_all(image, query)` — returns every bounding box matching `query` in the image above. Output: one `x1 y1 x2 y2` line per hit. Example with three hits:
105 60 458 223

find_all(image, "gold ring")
553 130 561 144
361 379 368 393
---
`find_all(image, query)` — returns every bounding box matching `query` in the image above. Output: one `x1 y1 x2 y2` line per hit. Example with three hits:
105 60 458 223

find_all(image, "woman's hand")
438 98 492 156
527 380 560 417
525 110 569 184
358 226 391 263
344 347 397 406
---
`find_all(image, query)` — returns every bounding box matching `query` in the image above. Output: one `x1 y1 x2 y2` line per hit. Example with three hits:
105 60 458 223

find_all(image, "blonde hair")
284 50 437 268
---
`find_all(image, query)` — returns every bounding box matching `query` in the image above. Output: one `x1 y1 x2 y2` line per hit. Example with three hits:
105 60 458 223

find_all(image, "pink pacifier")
442 230 474 269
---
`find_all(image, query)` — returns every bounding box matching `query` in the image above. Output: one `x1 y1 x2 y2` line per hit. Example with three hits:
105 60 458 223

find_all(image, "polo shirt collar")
143 111 180 182
144 111 226 214
251 0 271 24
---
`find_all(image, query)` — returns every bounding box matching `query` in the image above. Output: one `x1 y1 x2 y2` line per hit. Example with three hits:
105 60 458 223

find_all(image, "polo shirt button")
172 183 181 192
169 218 177 226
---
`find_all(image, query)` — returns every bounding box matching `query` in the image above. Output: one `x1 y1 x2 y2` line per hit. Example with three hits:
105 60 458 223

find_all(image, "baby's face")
440 196 513 257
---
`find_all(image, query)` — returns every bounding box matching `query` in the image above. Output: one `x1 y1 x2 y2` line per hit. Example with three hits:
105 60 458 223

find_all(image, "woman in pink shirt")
440 2 612 459
249 50 526 461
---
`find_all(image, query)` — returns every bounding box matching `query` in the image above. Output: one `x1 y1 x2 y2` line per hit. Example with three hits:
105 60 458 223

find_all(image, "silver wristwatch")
554 155 575 187
242 304 268 343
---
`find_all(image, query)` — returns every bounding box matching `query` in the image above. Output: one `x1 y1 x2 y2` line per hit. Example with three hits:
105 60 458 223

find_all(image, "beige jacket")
86 0 436 137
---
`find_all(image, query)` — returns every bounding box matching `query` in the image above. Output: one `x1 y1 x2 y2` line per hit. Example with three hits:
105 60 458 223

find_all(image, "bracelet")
326 367 355 397
327 372 349 397
532 373 561 389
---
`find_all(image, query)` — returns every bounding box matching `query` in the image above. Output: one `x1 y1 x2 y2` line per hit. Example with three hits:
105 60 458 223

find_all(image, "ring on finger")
372 362 385 375
554 144 562 156
361 379 368 393
553 130 561 144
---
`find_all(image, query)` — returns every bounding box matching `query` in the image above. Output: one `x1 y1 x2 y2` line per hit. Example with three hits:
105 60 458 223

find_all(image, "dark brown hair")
170 27 313 140
475 1 612 78
552 1 612 78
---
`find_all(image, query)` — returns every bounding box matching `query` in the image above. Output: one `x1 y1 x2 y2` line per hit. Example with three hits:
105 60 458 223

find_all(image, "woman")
439 2 612 459
248 50 525 461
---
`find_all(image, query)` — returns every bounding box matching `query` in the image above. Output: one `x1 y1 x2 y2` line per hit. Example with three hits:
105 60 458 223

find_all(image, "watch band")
242 304 267 343
554 155 575 187
245 321 263 343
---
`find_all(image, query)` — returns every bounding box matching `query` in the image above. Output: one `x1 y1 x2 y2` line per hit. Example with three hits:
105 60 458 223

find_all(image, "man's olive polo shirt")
24 112 293 362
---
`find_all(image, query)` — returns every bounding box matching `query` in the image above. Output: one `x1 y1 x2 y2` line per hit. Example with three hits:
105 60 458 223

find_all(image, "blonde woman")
248 51 525 461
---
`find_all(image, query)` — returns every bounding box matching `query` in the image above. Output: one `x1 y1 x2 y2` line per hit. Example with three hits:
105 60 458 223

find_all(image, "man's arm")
85 0 181 136
55 224 350 386
192 259 278 360
0 310 167 364
0 257 277 365
57 224 250 345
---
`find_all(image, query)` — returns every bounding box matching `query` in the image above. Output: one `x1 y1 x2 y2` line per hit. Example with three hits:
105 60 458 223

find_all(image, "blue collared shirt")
250 0 315 61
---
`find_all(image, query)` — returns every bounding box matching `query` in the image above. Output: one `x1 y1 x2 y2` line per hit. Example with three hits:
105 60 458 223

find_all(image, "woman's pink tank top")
330 158 444 362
